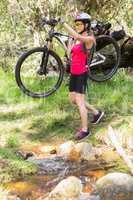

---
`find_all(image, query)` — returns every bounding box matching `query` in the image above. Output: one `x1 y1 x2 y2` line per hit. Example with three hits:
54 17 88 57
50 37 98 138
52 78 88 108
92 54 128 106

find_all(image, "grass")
0 67 133 183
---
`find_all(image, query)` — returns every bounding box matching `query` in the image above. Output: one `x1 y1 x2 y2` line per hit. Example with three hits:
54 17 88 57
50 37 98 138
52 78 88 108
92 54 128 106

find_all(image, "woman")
61 13 104 140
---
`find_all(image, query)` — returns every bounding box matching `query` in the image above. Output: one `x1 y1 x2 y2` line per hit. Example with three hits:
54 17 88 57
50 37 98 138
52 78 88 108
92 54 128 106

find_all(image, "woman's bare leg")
69 92 76 104
75 93 88 131
85 101 99 115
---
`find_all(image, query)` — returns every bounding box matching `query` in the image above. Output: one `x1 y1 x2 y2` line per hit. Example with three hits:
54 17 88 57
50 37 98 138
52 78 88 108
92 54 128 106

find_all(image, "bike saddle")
104 23 111 31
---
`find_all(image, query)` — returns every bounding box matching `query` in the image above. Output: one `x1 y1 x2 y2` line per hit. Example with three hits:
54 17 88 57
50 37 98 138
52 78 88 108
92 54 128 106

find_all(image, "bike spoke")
89 36 120 82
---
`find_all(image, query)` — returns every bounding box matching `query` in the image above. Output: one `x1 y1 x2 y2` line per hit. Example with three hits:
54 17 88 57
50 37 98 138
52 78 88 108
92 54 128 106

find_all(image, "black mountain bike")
15 18 120 98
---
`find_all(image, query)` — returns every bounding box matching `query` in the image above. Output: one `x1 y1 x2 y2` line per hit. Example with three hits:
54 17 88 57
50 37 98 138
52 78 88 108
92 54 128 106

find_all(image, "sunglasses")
75 22 84 26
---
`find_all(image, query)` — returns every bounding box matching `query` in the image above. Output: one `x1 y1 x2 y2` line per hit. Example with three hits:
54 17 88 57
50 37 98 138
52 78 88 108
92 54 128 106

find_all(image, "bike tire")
121 37 130 54
15 47 64 98
88 35 121 82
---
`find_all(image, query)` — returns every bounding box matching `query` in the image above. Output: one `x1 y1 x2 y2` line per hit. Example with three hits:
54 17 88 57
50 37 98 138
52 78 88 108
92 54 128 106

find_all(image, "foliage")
0 0 132 71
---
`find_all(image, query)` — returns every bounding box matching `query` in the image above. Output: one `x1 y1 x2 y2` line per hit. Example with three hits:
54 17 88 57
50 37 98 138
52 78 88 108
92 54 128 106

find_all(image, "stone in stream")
101 150 120 162
0 187 21 200
18 141 116 178
49 176 82 198
79 193 100 200
96 172 133 188
16 151 36 160
31 156 90 176
57 141 94 161
47 173 133 200
75 142 94 161
48 176 100 200
29 141 100 177
57 141 78 160
91 172 133 200
30 156 112 177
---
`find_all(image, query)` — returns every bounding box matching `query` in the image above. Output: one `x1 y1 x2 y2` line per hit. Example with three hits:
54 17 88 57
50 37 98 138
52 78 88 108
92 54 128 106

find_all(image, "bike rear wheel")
88 35 121 82
15 47 64 98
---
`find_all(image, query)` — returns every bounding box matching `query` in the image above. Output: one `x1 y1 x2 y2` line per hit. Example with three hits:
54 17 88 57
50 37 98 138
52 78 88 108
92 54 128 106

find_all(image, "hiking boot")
91 110 104 124
74 129 91 140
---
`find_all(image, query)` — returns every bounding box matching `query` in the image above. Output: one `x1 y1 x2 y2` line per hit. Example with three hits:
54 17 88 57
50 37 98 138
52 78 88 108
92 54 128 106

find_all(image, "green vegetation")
0 68 133 183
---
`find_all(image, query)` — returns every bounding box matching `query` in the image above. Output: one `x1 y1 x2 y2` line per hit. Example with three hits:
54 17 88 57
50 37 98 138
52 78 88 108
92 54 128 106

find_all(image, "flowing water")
5 143 106 200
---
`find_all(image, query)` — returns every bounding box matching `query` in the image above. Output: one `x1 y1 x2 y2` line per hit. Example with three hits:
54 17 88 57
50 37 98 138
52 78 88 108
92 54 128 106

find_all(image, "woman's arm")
63 22 95 46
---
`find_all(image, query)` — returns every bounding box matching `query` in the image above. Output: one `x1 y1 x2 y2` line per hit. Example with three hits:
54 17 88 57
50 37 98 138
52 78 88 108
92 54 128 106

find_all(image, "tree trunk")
108 126 133 175
120 38 133 68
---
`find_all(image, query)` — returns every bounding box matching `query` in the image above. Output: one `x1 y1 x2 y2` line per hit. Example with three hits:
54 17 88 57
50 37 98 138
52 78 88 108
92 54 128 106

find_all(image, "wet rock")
16 151 36 160
47 177 100 200
50 149 57 154
91 172 133 200
31 156 113 177
0 188 21 200
101 150 120 162
40 145 57 154
0 188 9 199
46 173 133 200
29 141 105 177
49 176 82 198
57 141 94 161
57 141 80 160
92 185 133 200
96 172 133 188
79 193 100 200
31 156 90 176
75 142 94 161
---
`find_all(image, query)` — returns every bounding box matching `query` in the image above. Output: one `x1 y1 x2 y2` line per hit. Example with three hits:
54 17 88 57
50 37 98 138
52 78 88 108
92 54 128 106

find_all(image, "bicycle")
15 18 121 98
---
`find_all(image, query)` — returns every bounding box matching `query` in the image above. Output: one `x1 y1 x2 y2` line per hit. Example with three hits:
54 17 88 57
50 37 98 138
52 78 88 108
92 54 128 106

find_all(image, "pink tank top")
70 42 90 75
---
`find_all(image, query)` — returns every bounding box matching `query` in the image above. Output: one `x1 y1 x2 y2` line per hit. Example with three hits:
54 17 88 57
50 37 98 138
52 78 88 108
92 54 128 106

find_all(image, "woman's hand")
60 17 65 25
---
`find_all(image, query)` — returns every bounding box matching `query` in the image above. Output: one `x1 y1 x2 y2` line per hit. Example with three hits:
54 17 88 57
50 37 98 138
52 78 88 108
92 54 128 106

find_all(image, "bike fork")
37 45 49 75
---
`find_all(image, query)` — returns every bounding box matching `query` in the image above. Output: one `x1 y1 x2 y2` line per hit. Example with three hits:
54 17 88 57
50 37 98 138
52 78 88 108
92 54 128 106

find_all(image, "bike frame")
43 25 107 72
46 29 73 62
53 32 106 67
54 32 72 53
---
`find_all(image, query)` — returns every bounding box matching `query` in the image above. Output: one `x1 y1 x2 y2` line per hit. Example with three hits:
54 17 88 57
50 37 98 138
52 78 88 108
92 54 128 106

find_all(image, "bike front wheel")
88 35 121 82
15 47 64 98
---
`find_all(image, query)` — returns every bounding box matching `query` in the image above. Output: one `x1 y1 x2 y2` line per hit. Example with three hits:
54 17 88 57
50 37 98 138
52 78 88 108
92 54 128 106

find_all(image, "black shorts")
69 72 88 94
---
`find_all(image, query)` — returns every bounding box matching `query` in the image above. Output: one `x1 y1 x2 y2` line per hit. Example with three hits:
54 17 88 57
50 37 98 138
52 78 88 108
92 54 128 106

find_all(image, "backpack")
82 42 95 67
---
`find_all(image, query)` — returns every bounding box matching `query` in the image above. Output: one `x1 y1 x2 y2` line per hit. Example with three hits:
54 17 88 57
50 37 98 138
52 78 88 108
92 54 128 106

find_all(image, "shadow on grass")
27 115 80 142
0 105 46 121
0 112 31 121
26 111 112 143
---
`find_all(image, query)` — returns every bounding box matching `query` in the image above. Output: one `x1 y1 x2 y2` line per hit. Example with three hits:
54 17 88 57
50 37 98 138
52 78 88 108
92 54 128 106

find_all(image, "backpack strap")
87 44 95 66
82 42 96 66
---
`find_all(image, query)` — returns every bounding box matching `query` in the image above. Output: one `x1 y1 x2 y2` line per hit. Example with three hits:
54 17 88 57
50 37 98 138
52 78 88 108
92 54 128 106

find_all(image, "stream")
4 143 113 199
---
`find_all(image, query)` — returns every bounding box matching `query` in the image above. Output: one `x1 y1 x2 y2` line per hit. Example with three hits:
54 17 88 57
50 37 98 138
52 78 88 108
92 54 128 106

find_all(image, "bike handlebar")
41 18 59 27
42 18 112 32
41 17 128 39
